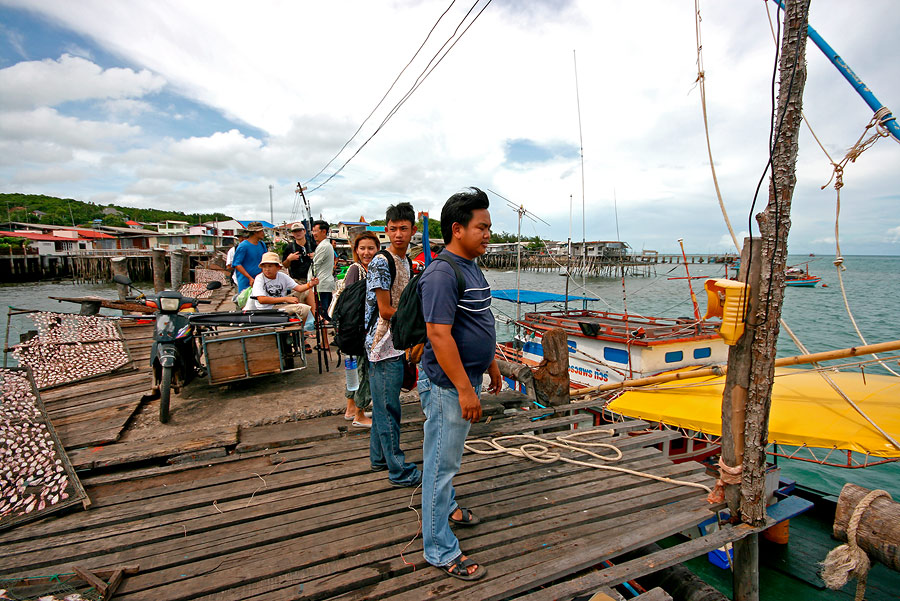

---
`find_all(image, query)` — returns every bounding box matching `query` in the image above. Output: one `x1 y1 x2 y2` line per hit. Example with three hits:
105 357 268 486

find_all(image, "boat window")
665 350 683 363
603 347 629 364
693 347 712 359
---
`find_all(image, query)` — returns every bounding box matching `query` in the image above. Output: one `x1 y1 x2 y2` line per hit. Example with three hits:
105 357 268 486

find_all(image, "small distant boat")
785 263 821 287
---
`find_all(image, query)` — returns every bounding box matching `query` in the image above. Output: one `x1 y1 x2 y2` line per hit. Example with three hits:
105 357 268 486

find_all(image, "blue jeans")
369 356 420 486
419 374 478 567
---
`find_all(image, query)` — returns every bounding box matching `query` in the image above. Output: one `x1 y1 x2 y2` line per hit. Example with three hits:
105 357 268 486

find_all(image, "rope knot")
820 489 892 601
706 457 742 504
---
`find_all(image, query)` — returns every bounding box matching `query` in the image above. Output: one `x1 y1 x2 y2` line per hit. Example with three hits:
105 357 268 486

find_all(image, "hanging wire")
305 0 494 194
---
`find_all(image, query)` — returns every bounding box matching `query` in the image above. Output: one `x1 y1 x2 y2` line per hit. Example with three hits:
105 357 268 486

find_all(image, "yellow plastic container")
704 278 749 345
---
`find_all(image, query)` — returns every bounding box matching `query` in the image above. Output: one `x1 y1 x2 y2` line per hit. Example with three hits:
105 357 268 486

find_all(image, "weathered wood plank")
66 425 238 470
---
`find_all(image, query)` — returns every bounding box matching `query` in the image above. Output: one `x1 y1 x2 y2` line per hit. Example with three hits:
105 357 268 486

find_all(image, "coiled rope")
464 430 712 493
821 489 892 601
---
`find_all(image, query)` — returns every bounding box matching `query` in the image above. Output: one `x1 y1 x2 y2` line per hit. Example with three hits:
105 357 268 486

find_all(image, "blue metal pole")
422 214 431 267
770 0 899 142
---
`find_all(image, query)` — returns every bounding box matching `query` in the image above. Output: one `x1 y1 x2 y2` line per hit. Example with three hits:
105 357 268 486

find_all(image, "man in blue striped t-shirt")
417 187 501 582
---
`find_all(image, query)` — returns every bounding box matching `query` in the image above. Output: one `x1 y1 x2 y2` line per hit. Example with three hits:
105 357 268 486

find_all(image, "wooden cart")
199 321 307 385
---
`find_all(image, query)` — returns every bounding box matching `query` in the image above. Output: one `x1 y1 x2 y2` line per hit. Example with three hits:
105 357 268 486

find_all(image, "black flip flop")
449 507 481 527
440 555 487 581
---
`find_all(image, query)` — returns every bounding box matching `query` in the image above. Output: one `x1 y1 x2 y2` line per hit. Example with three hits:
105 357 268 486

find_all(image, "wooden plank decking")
0 402 722 600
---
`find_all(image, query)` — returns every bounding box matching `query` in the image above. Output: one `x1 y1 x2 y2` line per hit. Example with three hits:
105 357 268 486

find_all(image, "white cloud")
0 0 897 252
0 54 164 110
0 107 139 148
886 226 900 244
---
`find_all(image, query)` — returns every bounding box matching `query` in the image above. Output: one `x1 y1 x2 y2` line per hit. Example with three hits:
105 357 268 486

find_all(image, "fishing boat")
784 264 821 287
493 290 730 391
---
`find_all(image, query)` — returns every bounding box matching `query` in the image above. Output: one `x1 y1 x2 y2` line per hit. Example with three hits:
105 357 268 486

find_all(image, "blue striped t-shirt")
418 250 495 389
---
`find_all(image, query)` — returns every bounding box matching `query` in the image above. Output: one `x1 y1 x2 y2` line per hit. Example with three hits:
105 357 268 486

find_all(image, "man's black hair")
440 187 490 244
312 220 329 233
385 201 415 225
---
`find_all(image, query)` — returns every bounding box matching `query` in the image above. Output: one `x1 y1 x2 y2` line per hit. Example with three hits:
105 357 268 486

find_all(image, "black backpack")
332 250 411 356
391 254 465 351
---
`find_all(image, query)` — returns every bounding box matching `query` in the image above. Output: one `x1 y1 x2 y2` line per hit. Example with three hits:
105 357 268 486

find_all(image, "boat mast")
574 49 587 294
566 194 572 312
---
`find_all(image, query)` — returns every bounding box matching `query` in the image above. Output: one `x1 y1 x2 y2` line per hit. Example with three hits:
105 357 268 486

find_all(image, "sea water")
483 254 900 499
1 257 898 498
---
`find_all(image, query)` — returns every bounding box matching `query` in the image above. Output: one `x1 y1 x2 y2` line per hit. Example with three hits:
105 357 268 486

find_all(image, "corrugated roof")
0 230 85 242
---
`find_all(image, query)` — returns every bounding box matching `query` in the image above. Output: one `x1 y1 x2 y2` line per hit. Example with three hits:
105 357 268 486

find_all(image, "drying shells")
0 369 75 524
11 312 129 389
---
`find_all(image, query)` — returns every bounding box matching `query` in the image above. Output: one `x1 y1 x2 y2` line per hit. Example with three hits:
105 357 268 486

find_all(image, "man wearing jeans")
365 202 421 488
418 187 501 581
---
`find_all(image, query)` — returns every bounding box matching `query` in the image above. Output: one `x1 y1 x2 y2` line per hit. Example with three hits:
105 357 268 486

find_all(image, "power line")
303 0 459 185
305 0 494 194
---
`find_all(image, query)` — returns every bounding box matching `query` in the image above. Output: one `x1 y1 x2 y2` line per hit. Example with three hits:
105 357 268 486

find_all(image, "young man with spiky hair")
418 187 500 581
365 202 421 487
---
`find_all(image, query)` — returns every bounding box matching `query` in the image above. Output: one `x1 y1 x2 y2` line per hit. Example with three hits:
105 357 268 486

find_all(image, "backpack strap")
433 254 466 299
375 249 395 286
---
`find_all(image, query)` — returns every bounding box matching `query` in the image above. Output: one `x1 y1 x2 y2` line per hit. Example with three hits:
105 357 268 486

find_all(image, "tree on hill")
0 193 231 228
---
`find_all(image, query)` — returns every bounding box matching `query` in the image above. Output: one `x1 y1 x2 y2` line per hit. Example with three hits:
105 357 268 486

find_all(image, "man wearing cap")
225 230 248 288
244 252 318 319
232 221 268 292
281 222 312 284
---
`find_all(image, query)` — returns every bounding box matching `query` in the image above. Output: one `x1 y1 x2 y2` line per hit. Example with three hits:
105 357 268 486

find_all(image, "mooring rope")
821 489 892 601
464 429 712 493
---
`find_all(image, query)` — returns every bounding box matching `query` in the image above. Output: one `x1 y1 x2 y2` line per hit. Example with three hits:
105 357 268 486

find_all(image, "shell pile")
0 370 71 525
11 313 129 389
177 283 212 300
195 268 230 285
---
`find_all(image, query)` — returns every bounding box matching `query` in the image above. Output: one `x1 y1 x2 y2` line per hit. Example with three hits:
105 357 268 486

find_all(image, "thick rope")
464 430 712 494
821 489 892 601
706 456 742 504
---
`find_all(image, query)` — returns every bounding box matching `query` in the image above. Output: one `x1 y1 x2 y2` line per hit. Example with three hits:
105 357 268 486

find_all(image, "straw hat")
258 252 282 267
246 221 265 232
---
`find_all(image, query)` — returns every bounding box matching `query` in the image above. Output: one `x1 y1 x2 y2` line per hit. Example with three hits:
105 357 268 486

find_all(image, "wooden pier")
0 289 771 600
480 252 737 278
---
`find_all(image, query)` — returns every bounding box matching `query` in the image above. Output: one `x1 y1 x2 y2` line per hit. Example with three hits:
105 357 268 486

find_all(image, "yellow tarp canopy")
607 368 900 458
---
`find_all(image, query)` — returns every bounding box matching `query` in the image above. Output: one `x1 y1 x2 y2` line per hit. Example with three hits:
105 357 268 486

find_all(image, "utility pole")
268 185 274 226
725 1 811 600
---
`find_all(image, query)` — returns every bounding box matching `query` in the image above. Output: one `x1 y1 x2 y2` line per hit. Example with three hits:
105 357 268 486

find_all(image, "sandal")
440 554 486 581
449 507 481 527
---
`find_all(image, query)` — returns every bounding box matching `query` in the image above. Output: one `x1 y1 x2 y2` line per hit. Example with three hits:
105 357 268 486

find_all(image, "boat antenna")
485 189 549 322
566 194 572 312
574 49 587 292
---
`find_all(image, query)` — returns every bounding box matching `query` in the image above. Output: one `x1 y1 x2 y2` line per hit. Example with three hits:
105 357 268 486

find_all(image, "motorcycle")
113 274 221 422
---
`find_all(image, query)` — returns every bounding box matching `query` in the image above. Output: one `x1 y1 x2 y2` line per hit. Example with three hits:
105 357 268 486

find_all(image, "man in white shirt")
245 252 318 322
308 220 336 320
225 230 247 287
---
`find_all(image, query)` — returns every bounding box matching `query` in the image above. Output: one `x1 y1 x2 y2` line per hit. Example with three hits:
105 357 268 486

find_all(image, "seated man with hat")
245 252 318 321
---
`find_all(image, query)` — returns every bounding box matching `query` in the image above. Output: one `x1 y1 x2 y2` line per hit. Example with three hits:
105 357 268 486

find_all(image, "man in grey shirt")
308 220 335 320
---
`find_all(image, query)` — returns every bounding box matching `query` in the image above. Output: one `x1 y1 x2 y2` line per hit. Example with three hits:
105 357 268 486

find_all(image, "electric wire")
305 0 494 194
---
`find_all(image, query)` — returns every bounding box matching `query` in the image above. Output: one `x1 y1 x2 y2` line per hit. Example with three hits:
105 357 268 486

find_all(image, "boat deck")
0 395 737 600
522 309 721 343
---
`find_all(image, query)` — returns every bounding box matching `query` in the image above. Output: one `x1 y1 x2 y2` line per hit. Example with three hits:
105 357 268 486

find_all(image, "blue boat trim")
492 289 598 304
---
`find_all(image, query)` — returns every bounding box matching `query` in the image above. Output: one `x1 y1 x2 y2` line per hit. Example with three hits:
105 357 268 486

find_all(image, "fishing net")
0 572 103 600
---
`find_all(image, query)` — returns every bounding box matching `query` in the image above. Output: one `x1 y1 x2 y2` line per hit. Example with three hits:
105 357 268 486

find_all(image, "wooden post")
110 257 129 301
152 248 167 292
181 251 191 284
719 238 761 514
533 328 570 406
719 238 762 601
833 483 900 571
741 0 811 529
170 250 185 290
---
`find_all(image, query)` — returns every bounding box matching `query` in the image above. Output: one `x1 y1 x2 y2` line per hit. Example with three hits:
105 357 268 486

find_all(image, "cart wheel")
160 366 172 423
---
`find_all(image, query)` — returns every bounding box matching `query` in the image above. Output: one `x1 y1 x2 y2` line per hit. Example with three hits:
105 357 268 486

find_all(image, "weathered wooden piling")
110 257 129 301
152 248 167 292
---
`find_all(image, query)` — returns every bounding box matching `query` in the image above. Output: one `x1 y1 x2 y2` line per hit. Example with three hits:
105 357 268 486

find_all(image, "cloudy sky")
0 0 898 254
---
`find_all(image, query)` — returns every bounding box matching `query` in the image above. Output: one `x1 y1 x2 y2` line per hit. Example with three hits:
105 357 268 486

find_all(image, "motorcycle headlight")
159 296 181 312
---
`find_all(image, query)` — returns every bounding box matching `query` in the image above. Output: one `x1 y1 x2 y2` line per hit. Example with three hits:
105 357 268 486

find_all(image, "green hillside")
0 193 232 229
